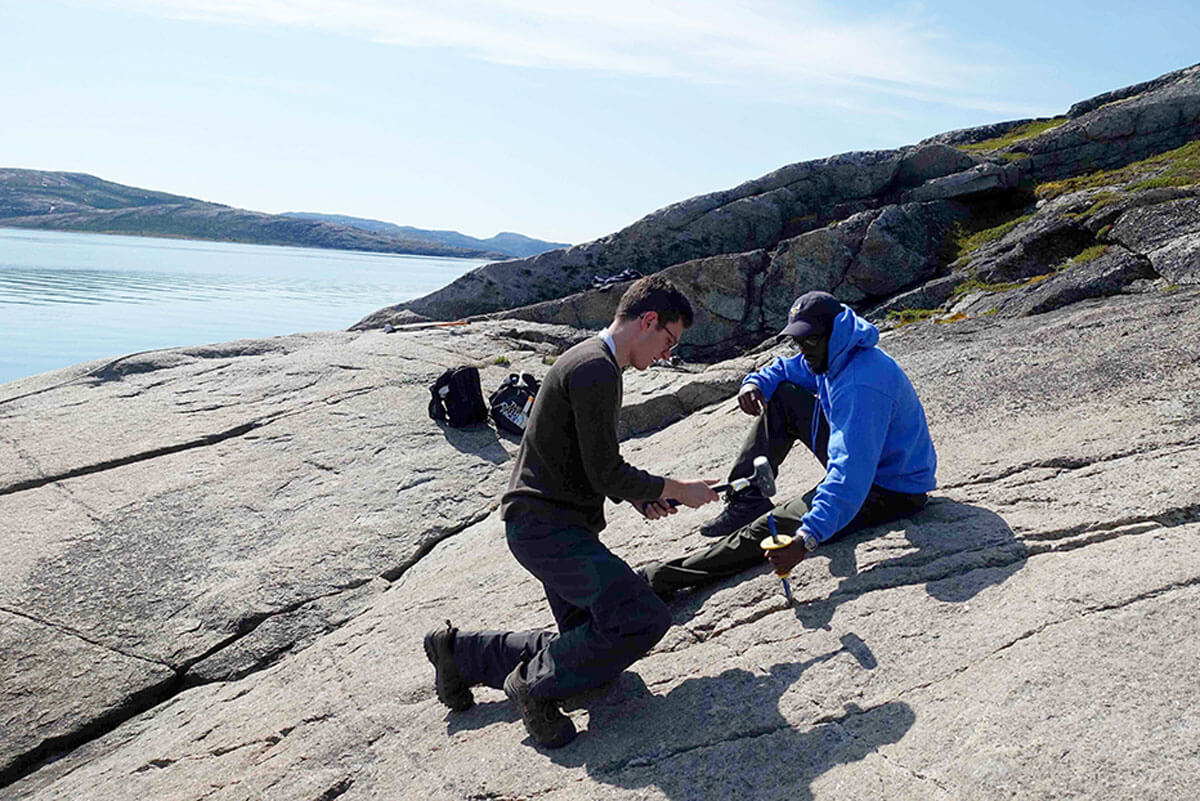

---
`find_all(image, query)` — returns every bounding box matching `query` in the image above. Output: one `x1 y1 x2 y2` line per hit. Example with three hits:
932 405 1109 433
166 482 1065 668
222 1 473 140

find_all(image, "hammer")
662 456 776 508
713 456 777 498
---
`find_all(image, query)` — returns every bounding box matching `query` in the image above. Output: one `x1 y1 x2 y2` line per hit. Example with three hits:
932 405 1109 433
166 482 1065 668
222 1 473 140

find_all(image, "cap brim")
781 319 822 338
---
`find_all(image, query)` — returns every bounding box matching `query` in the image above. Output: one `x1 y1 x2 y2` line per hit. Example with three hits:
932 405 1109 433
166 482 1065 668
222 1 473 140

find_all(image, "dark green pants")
643 382 927 595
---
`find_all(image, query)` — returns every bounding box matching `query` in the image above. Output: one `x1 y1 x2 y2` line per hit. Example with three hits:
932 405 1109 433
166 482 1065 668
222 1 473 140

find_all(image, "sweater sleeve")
801 384 892 541
569 359 665 501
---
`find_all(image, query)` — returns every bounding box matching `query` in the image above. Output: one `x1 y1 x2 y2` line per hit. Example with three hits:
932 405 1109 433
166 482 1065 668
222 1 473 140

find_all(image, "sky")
2 1 1197 245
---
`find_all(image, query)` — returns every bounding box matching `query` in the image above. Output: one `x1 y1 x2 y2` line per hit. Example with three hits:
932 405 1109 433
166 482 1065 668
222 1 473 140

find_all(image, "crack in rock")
314 777 354 801
0 419 269 497
940 439 1198 490
0 605 170 667
592 722 791 775
0 385 384 498
380 507 495 582
0 502 496 790
687 509 1193 648
876 751 956 796
892 573 1200 704
992 573 1200 660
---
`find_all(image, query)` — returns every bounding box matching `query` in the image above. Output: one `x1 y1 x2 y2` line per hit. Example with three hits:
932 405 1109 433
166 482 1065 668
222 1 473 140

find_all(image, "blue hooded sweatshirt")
744 306 937 543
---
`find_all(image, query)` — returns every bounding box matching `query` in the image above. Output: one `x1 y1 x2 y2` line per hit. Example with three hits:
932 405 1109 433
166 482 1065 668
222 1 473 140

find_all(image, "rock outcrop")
4 284 1200 800
4 63 1200 801
368 64 1200 329
373 145 981 322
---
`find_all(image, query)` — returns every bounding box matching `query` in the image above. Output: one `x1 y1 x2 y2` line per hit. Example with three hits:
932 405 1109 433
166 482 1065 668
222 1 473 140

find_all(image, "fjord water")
0 229 486 386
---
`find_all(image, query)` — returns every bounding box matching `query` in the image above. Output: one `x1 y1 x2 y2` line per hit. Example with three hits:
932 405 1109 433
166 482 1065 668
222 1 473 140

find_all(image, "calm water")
0 228 485 385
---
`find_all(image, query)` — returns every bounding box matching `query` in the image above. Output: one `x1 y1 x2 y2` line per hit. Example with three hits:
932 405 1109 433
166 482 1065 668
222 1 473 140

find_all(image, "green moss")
935 312 969 324
950 213 1034 259
1064 191 1124 219
951 272 1052 300
1037 140 1200 200
1069 245 1109 265
542 355 557 366
887 308 938 327
492 356 511 366
1097 224 1113 238
958 118 1068 154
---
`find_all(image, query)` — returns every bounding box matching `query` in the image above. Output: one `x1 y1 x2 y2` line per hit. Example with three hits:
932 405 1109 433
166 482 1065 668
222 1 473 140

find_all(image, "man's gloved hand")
738 383 766 416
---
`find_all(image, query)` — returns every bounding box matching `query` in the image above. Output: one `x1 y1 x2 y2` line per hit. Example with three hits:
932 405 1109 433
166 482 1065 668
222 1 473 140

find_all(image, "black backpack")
489 373 540 436
428 366 488 427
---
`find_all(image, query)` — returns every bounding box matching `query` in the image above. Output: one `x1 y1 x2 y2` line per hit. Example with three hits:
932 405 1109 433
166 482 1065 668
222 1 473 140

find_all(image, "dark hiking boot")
698 492 773 538
503 664 577 749
423 620 474 712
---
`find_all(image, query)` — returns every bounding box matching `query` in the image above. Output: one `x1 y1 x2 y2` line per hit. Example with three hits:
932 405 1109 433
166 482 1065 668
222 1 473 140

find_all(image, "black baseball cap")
780 291 844 338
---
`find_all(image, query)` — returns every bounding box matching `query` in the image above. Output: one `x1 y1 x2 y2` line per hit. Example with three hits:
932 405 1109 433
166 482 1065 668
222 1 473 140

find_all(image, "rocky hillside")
370 62 1200 345
2 64 1199 800
0 170 497 258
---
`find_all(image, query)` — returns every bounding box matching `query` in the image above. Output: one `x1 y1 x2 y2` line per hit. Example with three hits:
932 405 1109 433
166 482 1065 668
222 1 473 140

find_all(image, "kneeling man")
424 276 718 749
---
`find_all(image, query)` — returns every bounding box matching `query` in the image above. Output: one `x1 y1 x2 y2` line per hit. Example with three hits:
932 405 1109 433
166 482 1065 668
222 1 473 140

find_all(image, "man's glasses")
643 313 680 353
662 324 679 352
788 335 824 351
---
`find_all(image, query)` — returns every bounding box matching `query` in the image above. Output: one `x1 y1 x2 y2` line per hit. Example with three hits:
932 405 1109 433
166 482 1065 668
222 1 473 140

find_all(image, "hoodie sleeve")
801 383 893 542
743 353 819 399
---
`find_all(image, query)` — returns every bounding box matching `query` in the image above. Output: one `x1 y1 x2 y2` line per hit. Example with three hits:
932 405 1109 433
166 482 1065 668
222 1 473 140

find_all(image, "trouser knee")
620 595 672 656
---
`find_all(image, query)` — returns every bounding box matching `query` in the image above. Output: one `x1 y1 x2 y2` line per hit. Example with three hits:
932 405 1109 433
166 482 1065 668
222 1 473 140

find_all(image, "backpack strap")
428 371 451 422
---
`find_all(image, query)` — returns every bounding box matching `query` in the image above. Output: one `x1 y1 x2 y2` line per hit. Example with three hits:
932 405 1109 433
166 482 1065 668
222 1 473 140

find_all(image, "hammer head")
750 456 776 497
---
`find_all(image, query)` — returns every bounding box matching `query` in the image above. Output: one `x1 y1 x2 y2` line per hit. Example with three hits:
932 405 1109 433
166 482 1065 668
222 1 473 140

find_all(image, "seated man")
642 290 937 597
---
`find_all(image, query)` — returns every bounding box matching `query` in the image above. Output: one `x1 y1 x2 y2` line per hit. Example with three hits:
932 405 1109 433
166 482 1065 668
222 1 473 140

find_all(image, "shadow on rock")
671 497 1024 631
551 665 914 801
792 497 1024 629
444 699 520 735
436 422 511 465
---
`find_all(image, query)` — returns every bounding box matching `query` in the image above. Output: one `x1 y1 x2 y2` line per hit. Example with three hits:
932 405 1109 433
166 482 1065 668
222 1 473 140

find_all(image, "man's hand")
764 538 807 576
632 498 676 520
738 383 766 416
663 478 720 509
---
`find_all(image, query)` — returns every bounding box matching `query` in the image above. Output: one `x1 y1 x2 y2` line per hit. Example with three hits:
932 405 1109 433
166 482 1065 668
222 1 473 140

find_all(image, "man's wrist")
800 532 819 552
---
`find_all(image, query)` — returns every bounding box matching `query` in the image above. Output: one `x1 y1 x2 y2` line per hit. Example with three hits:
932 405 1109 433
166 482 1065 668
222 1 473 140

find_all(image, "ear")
641 310 659 331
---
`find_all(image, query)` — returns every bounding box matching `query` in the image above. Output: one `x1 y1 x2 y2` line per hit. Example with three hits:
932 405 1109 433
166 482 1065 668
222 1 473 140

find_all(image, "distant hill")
282 212 569 258
0 170 500 258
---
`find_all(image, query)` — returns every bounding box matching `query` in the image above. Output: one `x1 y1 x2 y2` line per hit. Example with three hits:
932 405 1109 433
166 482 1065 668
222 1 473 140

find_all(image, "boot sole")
503 671 577 749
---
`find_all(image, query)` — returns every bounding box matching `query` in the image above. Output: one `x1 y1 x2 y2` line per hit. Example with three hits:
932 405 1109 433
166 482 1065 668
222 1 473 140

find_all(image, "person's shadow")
436 421 512 464
673 498 1024 631
546 647 912 800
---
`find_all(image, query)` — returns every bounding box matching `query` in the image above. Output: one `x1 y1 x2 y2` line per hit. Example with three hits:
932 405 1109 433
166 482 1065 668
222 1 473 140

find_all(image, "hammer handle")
660 475 749 508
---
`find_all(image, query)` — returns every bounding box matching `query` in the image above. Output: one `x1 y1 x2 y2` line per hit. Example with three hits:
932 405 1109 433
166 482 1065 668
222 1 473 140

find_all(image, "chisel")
760 512 794 602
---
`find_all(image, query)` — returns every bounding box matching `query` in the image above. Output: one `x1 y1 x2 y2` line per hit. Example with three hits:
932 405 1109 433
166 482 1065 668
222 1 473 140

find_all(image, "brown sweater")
501 336 665 533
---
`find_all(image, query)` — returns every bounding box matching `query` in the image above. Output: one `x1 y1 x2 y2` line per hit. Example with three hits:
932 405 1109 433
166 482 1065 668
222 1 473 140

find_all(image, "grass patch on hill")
887 308 938 327
1063 191 1125 220
1069 244 1109 265
948 213 1034 262
1037 140 1200 200
950 272 1055 301
958 118 1068 154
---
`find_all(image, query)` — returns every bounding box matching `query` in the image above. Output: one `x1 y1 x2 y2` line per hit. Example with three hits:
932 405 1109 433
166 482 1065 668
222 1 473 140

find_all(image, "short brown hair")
614 275 694 328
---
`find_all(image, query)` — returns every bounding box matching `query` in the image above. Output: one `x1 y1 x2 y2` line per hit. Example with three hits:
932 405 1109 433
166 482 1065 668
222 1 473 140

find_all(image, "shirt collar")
598 328 616 357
